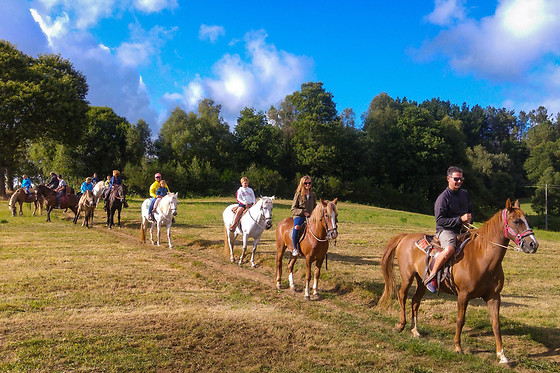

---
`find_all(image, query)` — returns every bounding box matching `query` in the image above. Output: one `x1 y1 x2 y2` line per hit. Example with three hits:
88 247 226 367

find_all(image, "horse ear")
514 199 520 208
271 196 275 200
333 198 338 204
321 199 327 206
505 198 512 210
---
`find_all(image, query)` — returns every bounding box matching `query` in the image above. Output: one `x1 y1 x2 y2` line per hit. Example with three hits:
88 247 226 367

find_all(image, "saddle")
415 232 472 294
231 206 249 215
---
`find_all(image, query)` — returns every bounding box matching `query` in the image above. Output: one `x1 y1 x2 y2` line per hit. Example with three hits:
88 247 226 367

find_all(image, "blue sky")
1 0 559 134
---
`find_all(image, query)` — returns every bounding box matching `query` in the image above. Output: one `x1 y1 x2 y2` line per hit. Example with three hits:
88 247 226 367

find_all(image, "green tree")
0 40 88 195
234 107 283 170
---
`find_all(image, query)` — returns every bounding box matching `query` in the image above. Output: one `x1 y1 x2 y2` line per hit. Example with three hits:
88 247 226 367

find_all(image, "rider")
46 171 59 190
54 174 67 208
424 166 473 292
91 173 99 185
21 174 32 196
290 175 317 256
148 173 170 220
229 176 255 232
104 170 126 210
148 180 169 221
79 177 93 199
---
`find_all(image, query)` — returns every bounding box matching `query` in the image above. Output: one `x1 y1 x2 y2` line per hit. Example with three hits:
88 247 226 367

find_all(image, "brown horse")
8 188 43 216
106 185 124 229
36 185 78 222
379 199 538 364
73 190 96 228
275 199 338 300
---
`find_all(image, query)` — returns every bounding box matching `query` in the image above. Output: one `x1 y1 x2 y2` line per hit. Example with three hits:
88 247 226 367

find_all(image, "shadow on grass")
326 252 379 266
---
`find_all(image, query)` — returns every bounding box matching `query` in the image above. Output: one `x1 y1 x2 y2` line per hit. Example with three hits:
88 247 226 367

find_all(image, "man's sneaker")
426 279 437 293
292 248 299 256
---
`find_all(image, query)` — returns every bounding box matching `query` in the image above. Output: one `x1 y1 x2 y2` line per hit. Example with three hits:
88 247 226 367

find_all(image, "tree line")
2 40 560 227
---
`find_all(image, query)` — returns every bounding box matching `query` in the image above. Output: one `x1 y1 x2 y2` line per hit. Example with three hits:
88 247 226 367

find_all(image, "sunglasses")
304 182 312 185
452 177 464 182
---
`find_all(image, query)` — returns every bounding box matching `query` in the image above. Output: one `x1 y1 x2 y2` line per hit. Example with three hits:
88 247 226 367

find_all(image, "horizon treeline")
3 40 560 227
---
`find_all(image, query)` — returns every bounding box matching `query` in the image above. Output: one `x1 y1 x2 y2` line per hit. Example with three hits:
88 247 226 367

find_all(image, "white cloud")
163 30 312 126
425 0 466 26
199 24 225 43
419 0 560 115
29 8 69 45
134 0 178 13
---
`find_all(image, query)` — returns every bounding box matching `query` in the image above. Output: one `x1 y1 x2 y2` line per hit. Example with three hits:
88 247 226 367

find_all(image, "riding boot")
291 228 300 256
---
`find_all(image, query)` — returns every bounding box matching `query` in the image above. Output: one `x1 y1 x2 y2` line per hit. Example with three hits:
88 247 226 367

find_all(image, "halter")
502 209 534 246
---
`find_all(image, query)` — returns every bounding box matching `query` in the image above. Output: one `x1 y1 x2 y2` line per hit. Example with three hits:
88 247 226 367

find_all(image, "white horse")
222 196 274 267
140 192 178 248
92 182 104 206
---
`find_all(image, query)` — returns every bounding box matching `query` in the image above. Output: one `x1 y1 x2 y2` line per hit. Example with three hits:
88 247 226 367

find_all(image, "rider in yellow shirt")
150 173 169 198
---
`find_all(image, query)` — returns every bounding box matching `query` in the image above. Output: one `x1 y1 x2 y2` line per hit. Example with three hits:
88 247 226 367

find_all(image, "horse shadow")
325 252 379 267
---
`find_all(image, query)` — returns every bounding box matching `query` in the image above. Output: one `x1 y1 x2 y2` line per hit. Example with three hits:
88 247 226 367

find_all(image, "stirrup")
424 271 437 285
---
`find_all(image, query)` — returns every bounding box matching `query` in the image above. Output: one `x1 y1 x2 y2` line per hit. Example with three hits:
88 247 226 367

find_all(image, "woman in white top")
229 176 256 231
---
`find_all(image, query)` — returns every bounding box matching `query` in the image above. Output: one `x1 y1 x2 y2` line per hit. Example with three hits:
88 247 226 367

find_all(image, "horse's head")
259 196 274 229
503 198 539 253
321 198 338 240
169 192 178 216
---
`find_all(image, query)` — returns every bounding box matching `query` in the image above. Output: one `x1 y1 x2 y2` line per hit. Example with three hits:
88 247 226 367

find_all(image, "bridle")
247 200 273 230
502 209 535 247
306 204 338 243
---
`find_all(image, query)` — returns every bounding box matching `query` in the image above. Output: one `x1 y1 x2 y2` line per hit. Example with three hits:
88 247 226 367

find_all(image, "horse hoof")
311 294 320 301
276 283 282 290
304 295 310 301
230 257 235 263
251 262 256 268
394 323 405 332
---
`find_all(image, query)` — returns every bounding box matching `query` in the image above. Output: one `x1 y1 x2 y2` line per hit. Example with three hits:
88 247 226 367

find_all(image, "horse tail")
378 233 407 308
223 226 230 255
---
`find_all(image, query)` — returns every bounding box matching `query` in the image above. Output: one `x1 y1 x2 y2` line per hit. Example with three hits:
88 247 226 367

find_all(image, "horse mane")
309 201 327 226
8 191 18 207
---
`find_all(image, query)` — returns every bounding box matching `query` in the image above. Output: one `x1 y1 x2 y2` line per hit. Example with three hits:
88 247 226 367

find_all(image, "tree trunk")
6 167 14 192
0 168 6 197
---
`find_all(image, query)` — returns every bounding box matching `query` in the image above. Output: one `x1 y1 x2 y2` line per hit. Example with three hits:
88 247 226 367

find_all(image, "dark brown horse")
106 185 124 229
36 185 78 222
8 188 43 216
275 199 338 300
379 199 538 364
73 190 96 228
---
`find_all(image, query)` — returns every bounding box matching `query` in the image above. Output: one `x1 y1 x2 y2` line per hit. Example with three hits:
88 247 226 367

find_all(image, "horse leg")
303 257 314 300
275 240 286 289
395 272 414 332
150 222 155 245
227 230 236 262
454 293 469 354
410 274 426 337
311 258 324 301
238 234 248 266
167 223 173 249
249 236 261 268
486 294 509 364
18 202 23 216
156 221 161 246
117 208 121 228
287 256 297 291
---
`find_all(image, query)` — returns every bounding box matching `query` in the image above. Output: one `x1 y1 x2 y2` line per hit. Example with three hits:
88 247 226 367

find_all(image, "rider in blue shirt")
21 175 32 196
104 170 128 210
81 177 94 193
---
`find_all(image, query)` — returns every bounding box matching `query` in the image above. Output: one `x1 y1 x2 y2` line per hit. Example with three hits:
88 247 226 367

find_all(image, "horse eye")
513 219 521 224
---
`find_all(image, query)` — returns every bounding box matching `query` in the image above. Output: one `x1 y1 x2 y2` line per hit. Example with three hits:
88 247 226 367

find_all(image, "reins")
246 201 271 229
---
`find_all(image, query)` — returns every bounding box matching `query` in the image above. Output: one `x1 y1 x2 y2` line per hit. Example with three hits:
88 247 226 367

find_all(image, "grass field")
0 197 559 372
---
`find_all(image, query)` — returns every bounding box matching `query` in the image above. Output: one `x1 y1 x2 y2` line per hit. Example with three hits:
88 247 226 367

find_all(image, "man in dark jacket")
46 172 59 190
424 166 473 292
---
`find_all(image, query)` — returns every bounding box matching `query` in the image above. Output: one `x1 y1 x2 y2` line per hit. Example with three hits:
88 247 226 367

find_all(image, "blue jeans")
149 197 157 214
292 216 305 250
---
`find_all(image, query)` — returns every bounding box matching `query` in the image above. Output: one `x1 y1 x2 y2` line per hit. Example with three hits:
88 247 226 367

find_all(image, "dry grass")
0 196 558 372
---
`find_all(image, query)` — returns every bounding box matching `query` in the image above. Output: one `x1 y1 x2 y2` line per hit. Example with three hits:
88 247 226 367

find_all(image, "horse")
73 190 96 228
378 199 539 364
140 193 178 248
8 188 43 216
222 196 275 267
36 185 78 222
275 199 338 300
92 182 104 206
106 185 125 229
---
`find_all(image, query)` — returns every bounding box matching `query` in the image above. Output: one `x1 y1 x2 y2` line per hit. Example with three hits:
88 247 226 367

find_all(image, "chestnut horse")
8 188 43 216
36 185 78 222
275 199 338 300
379 199 538 364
